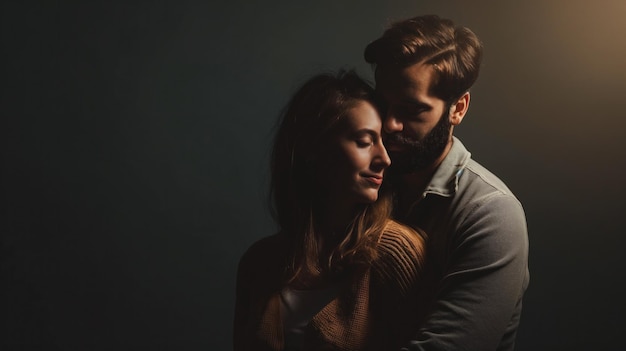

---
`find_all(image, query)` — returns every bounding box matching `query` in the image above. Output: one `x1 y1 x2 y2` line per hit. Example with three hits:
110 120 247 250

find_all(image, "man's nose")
384 114 403 134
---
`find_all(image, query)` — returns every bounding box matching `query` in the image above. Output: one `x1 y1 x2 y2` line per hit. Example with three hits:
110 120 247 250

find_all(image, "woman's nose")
373 142 391 169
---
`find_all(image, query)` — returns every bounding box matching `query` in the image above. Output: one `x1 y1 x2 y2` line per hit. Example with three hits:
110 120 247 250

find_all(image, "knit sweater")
233 220 426 351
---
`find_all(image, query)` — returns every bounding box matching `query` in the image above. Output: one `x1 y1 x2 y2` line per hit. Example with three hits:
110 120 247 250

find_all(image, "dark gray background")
2 0 625 350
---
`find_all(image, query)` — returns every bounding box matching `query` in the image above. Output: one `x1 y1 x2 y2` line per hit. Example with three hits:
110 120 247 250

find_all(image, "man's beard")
385 111 452 174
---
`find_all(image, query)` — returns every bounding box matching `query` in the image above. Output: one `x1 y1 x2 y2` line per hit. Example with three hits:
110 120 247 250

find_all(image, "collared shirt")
399 137 530 351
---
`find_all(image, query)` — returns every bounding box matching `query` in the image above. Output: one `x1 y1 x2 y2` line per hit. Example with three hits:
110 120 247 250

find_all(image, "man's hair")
364 15 483 101
270 70 392 285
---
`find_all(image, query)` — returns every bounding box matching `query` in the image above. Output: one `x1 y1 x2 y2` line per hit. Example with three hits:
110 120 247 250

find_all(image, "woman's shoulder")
238 233 287 272
371 220 426 294
243 232 284 254
378 220 426 261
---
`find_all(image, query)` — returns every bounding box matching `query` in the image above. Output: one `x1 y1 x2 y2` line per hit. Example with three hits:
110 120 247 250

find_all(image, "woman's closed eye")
355 136 375 147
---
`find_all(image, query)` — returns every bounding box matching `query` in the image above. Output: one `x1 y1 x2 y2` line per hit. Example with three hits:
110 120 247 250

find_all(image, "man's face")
375 61 452 173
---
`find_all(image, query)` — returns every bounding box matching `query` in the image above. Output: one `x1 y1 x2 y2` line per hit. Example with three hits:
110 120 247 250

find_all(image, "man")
364 15 529 350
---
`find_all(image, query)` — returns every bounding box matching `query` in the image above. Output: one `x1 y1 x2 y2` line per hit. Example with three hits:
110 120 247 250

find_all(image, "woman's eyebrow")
352 128 380 138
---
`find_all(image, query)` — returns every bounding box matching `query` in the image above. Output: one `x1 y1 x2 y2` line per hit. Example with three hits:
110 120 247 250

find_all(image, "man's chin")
388 152 417 174
389 149 440 174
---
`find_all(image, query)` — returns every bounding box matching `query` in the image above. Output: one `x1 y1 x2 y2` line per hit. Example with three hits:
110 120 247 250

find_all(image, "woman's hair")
270 70 391 285
364 15 483 102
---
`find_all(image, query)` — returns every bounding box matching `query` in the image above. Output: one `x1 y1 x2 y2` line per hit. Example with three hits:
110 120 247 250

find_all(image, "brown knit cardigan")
233 220 426 351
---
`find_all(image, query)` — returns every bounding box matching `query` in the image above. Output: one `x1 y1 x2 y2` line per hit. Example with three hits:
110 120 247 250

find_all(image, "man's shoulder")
426 137 515 202
459 157 520 205
438 142 525 226
452 157 527 235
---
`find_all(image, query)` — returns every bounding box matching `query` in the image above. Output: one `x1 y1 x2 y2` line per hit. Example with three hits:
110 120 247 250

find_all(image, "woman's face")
323 100 391 206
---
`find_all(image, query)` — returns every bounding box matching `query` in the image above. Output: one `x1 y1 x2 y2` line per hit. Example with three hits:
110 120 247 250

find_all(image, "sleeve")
403 194 529 351
233 251 250 351
233 234 284 351
373 222 426 298
370 223 428 348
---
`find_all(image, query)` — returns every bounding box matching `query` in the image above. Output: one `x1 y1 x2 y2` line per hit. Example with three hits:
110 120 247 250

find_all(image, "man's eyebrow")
400 99 431 110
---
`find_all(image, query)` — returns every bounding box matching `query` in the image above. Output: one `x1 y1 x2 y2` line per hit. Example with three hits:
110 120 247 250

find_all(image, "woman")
233 71 426 351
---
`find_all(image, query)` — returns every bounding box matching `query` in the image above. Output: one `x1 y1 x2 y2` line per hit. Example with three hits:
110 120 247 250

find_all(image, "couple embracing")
234 15 529 351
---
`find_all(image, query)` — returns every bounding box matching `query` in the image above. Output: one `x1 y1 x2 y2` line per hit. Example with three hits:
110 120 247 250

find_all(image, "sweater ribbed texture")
234 220 426 351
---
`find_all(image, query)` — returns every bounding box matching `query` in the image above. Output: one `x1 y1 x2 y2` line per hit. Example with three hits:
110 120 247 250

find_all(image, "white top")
279 283 341 351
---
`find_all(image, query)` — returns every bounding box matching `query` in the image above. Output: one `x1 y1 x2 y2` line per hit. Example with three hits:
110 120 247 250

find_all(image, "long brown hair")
270 70 391 286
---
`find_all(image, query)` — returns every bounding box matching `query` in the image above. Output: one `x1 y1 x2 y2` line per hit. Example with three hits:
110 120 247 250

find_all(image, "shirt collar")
422 136 471 198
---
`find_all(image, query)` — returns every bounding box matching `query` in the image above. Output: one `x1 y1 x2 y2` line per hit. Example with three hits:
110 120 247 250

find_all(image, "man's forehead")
375 63 435 93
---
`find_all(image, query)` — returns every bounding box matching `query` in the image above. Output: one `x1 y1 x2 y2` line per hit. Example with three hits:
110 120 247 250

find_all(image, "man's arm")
404 194 529 351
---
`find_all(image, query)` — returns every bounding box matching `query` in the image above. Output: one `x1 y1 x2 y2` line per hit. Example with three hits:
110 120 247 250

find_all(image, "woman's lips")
363 175 383 185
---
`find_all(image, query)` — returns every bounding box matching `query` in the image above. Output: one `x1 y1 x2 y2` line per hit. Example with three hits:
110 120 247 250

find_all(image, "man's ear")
449 92 470 126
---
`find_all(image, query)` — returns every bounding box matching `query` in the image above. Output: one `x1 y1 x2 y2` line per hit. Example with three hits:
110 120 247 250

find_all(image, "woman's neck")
316 200 359 238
